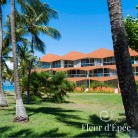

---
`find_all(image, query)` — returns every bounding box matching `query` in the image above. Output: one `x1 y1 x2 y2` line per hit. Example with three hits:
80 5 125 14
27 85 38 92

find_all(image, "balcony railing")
64 64 73 68
68 73 117 78
103 62 115 65
133 72 138 76
68 74 87 78
89 73 117 77
81 63 94 67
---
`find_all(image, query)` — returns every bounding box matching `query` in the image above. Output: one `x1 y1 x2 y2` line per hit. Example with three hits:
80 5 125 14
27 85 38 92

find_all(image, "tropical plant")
0 0 8 107
90 81 114 89
18 45 33 77
11 0 28 122
16 1 61 104
49 72 75 103
2 36 13 82
107 0 138 136
20 71 75 103
125 15 138 53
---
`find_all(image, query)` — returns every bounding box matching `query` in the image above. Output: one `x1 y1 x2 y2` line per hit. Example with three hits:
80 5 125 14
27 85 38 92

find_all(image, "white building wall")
94 59 101 66
134 60 138 64
49 63 52 68
101 59 103 66
74 60 81 67
61 60 64 68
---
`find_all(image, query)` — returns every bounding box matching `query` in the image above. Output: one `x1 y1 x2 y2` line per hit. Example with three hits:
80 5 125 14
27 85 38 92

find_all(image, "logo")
100 110 113 122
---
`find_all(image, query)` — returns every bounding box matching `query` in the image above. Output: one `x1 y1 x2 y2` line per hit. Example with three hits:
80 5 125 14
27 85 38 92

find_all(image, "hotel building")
34 48 138 89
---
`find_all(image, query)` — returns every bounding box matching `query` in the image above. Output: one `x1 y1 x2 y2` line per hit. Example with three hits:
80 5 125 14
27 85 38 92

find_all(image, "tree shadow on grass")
0 108 129 137
27 97 74 104
26 106 83 121
74 114 129 137
0 126 67 137
8 128 67 138
26 107 129 137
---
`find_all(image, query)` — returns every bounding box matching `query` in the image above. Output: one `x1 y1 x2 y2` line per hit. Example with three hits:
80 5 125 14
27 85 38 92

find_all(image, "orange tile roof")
132 64 138 67
62 51 86 60
39 48 138 63
89 77 117 82
40 54 61 63
65 76 138 82
51 65 116 71
67 77 118 82
86 48 114 58
129 48 138 56
32 68 51 73
67 77 88 82
135 76 138 81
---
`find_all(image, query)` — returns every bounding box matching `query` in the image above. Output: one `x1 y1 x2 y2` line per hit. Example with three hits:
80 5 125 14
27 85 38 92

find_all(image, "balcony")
68 73 117 78
64 64 73 68
89 73 117 77
68 74 87 78
81 63 94 67
103 61 115 65
133 72 138 76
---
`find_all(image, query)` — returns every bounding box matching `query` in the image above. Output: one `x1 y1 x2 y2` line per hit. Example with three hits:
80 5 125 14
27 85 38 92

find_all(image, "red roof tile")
40 54 61 62
67 77 118 82
129 48 138 56
62 51 86 60
86 48 114 58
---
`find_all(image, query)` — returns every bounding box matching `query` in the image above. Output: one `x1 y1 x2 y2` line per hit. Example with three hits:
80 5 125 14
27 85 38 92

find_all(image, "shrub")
20 71 75 103
80 84 85 92
48 72 75 103
136 81 138 92
90 81 114 89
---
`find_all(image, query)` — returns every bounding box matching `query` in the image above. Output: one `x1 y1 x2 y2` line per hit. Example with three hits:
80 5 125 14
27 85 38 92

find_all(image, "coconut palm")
11 0 28 122
17 2 61 104
4 15 30 52
107 0 138 136
2 37 13 82
18 45 33 77
0 0 8 107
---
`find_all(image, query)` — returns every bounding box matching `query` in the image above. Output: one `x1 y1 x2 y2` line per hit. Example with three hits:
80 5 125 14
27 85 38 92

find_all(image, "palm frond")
33 35 46 54
35 25 61 40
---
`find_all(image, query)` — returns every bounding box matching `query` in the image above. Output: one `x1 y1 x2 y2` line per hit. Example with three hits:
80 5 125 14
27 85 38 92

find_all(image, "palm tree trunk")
27 34 34 104
27 64 32 104
107 0 138 136
0 5 8 107
11 0 28 121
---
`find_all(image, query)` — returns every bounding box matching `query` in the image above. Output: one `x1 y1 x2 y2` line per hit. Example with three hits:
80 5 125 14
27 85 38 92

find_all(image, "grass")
0 93 129 138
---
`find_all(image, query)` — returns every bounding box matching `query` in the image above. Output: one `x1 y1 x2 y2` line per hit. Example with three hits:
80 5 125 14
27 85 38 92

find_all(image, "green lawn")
0 93 129 138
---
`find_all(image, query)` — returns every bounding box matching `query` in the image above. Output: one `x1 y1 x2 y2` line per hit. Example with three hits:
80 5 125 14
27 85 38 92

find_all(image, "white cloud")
6 61 13 69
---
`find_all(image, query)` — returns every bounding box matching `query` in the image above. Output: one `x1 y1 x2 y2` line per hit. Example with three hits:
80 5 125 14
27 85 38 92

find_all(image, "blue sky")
3 0 138 58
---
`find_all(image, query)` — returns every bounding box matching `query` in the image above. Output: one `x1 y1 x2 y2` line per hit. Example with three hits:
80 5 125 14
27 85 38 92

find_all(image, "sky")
3 0 138 59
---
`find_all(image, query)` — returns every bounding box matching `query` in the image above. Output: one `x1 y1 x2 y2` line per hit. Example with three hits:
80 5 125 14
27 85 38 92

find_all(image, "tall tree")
18 45 33 77
107 0 138 136
0 0 8 107
125 15 138 53
11 0 28 122
17 2 61 104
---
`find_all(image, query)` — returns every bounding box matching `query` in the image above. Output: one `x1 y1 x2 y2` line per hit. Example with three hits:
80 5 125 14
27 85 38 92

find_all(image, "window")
131 56 134 64
64 60 73 68
103 57 115 65
41 62 50 68
52 61 61 68
81 58 94 67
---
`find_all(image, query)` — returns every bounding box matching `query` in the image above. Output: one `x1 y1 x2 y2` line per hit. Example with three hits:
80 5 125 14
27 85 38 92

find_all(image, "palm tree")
18 45 33 77
0 0 8 107
11 0 28 122
2 36 13 82
17 2 61 104
107 0 138 136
